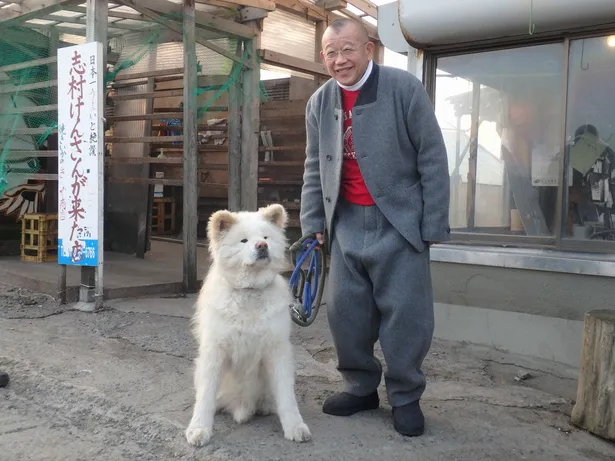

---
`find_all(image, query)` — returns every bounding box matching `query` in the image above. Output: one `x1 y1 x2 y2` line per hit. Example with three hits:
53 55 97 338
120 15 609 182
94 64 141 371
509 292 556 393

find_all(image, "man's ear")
366 41 375 59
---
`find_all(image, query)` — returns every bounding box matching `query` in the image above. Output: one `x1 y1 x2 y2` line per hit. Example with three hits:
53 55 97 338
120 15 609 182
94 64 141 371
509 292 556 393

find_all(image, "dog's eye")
264 236 268 239
241 239 248 243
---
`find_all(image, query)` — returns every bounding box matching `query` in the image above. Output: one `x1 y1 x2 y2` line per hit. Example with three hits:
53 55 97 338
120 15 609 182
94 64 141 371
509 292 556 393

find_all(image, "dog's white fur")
185 204 311 447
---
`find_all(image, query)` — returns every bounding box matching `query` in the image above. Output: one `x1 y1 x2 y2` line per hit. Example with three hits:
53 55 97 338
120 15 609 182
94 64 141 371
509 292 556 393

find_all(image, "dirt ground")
1 281 614 461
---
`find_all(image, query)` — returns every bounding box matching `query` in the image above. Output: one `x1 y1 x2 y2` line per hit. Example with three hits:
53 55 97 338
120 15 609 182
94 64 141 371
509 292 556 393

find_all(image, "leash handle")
288 234 326 327
289 232 321 253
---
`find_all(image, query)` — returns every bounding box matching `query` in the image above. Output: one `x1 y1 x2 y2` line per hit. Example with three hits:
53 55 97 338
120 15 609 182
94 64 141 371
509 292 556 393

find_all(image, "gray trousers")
327 199 434 408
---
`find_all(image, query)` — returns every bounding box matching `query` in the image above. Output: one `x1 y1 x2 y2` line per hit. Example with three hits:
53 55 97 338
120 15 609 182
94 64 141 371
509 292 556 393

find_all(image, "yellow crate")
152 197 176 235
21 213 58 263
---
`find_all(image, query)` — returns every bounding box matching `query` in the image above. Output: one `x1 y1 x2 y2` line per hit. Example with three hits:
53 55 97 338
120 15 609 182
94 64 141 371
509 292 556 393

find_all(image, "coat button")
334 115 338 120
326 154 332 161
326 197 331 203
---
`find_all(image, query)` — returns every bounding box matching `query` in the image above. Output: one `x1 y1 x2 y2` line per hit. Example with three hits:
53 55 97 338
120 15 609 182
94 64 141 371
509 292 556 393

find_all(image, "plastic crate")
151 197 176 235
20 213 58 263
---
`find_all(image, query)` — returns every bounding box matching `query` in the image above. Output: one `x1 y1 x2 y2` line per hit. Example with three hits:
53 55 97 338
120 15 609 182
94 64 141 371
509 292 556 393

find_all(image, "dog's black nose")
256 246 269 259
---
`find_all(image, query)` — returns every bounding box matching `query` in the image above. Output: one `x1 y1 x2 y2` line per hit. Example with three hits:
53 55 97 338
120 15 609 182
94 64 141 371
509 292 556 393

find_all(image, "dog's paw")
284 422 312 443
185 426 212 447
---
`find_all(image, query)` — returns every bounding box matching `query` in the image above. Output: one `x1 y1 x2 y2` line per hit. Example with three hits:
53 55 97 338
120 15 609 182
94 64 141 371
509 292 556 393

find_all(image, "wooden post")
314 20 326 87
228 41 243 213
136 76 155 258
84 0 108 310
240 21 261 212
183 0 198 293
49 30 67 304
57 264 67 304
571 309 615 441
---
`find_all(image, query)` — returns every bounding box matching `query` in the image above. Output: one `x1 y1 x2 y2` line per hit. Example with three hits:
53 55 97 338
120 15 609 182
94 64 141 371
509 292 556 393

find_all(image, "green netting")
0 13 270 203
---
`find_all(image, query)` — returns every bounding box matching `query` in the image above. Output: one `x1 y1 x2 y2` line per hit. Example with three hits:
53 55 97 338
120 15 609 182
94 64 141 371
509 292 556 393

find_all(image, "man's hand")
315 233 325 245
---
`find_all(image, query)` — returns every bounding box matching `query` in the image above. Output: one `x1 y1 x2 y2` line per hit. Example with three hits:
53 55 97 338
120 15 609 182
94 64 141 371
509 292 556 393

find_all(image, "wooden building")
0 0 384 307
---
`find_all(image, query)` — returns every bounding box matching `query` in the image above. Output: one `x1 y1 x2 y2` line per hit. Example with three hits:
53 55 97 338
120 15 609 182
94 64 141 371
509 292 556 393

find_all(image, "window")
564 36 615 242
434 44 565 239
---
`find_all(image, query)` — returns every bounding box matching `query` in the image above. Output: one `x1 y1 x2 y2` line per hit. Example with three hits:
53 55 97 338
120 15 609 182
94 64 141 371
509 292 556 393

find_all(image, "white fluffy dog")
185 204 312 447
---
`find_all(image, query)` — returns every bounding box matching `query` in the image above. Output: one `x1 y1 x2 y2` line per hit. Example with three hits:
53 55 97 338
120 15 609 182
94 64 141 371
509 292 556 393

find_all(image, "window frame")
424 28 615 254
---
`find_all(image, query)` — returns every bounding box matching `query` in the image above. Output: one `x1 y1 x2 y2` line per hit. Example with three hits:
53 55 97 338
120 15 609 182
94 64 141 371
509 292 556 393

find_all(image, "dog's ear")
208 209 237 240
259 203 287 228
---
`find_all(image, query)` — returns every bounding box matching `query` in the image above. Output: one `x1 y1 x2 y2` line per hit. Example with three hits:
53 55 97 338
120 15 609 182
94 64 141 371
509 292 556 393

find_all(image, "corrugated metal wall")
262 10 315 62
111 35 235 77
261 10 315 79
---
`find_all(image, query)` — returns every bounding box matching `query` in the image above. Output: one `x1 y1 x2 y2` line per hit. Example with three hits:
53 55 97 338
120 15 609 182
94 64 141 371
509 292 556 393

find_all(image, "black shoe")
392 400 425 437
322 391 380 416
0 371 9 388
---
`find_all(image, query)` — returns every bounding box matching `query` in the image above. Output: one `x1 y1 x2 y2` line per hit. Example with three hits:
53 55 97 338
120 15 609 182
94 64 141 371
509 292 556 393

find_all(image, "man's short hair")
327 17 370 42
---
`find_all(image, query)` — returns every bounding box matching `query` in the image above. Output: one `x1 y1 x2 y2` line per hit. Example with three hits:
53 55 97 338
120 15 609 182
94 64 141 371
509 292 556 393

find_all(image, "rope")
288 233 326 327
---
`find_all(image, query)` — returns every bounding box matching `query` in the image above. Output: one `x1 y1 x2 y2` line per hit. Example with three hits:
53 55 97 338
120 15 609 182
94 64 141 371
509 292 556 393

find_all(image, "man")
299 18 450 437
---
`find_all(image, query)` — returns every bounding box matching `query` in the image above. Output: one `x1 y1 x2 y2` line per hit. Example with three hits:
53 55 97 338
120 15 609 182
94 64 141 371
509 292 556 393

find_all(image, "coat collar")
333 62 380 111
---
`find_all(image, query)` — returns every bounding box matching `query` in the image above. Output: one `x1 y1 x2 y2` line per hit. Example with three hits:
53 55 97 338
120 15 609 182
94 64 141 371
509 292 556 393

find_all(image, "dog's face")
207 204 288 271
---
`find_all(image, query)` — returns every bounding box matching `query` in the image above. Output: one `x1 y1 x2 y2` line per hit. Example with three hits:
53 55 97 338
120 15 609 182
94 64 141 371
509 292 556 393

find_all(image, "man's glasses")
322 42 368 60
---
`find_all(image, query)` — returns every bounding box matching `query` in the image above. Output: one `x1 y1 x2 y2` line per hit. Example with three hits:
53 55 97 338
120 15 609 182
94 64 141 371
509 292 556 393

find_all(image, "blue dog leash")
288 234 326 327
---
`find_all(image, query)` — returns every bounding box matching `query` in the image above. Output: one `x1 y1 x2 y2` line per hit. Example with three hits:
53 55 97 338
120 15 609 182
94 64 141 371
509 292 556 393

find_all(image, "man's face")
320 24 374 86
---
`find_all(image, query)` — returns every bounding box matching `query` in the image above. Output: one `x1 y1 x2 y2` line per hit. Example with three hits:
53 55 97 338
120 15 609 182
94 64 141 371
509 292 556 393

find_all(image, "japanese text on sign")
57 42 103 266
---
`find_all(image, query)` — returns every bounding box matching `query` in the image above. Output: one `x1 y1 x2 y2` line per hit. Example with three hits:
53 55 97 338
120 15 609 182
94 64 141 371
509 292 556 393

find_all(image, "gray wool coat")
299 63 451 253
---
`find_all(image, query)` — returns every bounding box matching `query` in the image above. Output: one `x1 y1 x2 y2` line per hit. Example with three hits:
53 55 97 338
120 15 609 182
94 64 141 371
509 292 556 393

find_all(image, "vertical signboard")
57 42 104 266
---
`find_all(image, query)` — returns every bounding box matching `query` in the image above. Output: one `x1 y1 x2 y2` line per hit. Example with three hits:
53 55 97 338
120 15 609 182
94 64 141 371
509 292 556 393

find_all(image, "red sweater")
340 88 375 205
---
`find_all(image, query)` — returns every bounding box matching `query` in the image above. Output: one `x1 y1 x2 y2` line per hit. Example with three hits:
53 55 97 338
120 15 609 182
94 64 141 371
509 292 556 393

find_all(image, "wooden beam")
347 0 377 19
136 76 155 259
106 177 184 186
108 89 186 101
4 150 59 159
119 0 257 40
28 24 89 36
241 22 261 212
5 173 58 180
0 56 57 73
2 104 57 115
274 0 327 21
106 157 184 164
227 40 242 212
63 4 145 21
0 0 80 23
105 135 184 143
40 13 150 31
107 112 185 122
274 0 378 40
259 49 328 77
314 19 326 85
113 66 185 81
196 0 276 11
0 79 57 95
315 0 346 11
571 309 615 441
117 0 251 66
84 0 108 310
183 0 199 293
